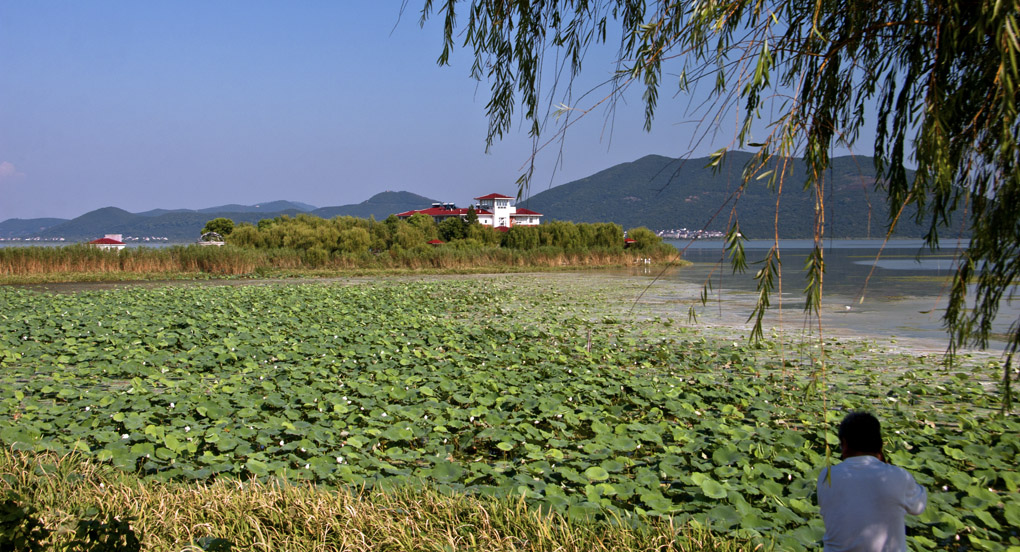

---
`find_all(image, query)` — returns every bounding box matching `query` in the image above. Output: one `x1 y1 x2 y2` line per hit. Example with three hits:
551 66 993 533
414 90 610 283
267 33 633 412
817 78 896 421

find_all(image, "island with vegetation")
0 214 676 284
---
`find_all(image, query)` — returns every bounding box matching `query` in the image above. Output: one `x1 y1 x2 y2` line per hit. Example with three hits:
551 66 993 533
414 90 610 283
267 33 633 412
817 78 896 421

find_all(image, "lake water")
0 241 179 248
650 238 1018 353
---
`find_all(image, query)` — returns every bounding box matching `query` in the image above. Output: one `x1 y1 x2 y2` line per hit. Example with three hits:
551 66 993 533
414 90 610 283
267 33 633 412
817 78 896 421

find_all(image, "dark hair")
838 411 883 454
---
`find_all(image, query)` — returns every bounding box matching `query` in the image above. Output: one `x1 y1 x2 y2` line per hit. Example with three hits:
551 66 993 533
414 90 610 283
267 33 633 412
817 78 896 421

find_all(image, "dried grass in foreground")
1 451 763 552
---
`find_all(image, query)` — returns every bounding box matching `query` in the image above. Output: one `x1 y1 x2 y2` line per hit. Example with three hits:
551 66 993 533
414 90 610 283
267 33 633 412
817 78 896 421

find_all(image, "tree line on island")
202 212 669 266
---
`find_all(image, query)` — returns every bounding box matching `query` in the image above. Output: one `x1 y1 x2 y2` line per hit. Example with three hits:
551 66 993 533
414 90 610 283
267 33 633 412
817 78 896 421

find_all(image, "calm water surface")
649 239 1018 352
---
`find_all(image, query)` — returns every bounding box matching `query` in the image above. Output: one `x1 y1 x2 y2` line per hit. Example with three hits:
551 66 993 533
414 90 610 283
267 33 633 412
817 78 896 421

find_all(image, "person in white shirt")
817 411 927 552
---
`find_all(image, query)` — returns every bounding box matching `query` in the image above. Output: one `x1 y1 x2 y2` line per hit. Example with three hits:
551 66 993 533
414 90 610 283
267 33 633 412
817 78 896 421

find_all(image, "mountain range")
1 153 952 242
522 151 951 239
0 192 436 242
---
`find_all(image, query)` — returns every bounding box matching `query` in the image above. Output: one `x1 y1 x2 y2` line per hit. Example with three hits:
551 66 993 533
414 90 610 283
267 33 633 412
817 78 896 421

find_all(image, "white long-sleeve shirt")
817 455 927 552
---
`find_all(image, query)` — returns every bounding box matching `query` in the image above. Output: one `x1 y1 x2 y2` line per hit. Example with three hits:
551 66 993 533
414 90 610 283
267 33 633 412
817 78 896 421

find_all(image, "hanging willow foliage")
418 0 1019 410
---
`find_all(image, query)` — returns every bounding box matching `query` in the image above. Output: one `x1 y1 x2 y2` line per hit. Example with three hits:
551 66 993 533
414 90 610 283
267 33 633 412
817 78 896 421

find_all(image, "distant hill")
0 217 69 239
2 193 435 242
197 200 318 214
312 191 436 219
525 152 953 239
134 208 192 218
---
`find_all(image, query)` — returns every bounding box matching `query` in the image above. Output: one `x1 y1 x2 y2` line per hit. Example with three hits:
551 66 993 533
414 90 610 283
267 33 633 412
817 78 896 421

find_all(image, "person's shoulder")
877 460 924 489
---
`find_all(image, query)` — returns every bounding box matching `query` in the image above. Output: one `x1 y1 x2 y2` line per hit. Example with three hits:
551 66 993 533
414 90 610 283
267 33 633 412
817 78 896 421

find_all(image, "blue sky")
1 2 771 220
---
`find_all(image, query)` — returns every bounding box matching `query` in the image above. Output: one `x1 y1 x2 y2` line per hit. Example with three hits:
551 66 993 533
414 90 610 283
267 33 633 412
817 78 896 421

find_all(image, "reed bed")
1 450 759 552
0 244 677 282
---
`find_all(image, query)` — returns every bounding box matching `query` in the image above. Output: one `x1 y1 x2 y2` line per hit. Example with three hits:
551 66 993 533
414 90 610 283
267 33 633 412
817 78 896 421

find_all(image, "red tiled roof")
512 208 542 216
427 239 444 245
88 237 125 245
474 193 514 200
624 237 637 243
494 225 511 233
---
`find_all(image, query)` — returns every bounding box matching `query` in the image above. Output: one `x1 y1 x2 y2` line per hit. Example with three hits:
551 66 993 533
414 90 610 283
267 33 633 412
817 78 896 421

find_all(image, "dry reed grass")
1 451 762 552
0 245 678 283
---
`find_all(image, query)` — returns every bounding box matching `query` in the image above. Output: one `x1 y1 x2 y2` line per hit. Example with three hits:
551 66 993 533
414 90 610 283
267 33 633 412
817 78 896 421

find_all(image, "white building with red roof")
87 234 126 251
395 193 542 231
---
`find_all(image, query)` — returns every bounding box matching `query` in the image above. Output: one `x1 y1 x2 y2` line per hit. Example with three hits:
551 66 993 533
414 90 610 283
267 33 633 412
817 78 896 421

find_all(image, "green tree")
539 221 583 250
406 213 439 241
393 223 426 250
502 226 540 250
466 222 502 246
465 205 479 225
227 223 259 247
438 217 468 242
421 0 1020 408
337 227 372 255
201 217 234 237
626 227 659 251
592 223 623 249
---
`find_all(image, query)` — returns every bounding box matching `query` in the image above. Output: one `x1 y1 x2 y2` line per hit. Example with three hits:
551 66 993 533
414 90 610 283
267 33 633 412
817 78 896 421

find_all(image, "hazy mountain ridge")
524 152 945 239
2 154 956 242
0 218 70 238
1 193 435 241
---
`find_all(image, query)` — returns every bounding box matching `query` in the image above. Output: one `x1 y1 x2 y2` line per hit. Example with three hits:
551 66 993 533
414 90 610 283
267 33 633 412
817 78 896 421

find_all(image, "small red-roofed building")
427 239 445 246
87 234 126 251
395 193 542 229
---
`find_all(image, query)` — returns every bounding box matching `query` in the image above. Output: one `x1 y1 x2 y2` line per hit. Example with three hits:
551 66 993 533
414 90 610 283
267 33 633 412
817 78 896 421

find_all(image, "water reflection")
657 239 1016 352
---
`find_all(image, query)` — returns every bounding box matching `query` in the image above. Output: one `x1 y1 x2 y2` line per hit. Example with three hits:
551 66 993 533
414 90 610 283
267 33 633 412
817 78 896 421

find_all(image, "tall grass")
1 450 762 552
0 245 277 277
0 244 679 282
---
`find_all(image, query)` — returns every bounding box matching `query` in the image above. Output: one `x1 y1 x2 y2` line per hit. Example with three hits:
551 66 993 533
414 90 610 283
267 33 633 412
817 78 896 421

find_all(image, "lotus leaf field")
1 275 1017 550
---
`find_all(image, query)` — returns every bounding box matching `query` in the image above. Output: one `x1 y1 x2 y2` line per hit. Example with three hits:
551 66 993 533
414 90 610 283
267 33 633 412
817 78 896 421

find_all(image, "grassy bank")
0 244 680 284
1 450 756 552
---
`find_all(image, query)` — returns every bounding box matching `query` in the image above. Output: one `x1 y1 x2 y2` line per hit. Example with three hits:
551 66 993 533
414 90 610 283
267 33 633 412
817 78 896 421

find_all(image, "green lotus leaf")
345 435 368 449
381 426 414 442
638 488 673 513
698 477 728 499
164 434 185 453
705 504 741 529
566 502 601 521
712 446 742 465
609 436 637 452
432 461 464 483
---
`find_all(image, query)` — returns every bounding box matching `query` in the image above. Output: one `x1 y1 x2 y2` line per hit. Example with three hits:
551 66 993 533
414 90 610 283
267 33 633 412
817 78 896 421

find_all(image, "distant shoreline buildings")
0 236 170 243
656 228 724 240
